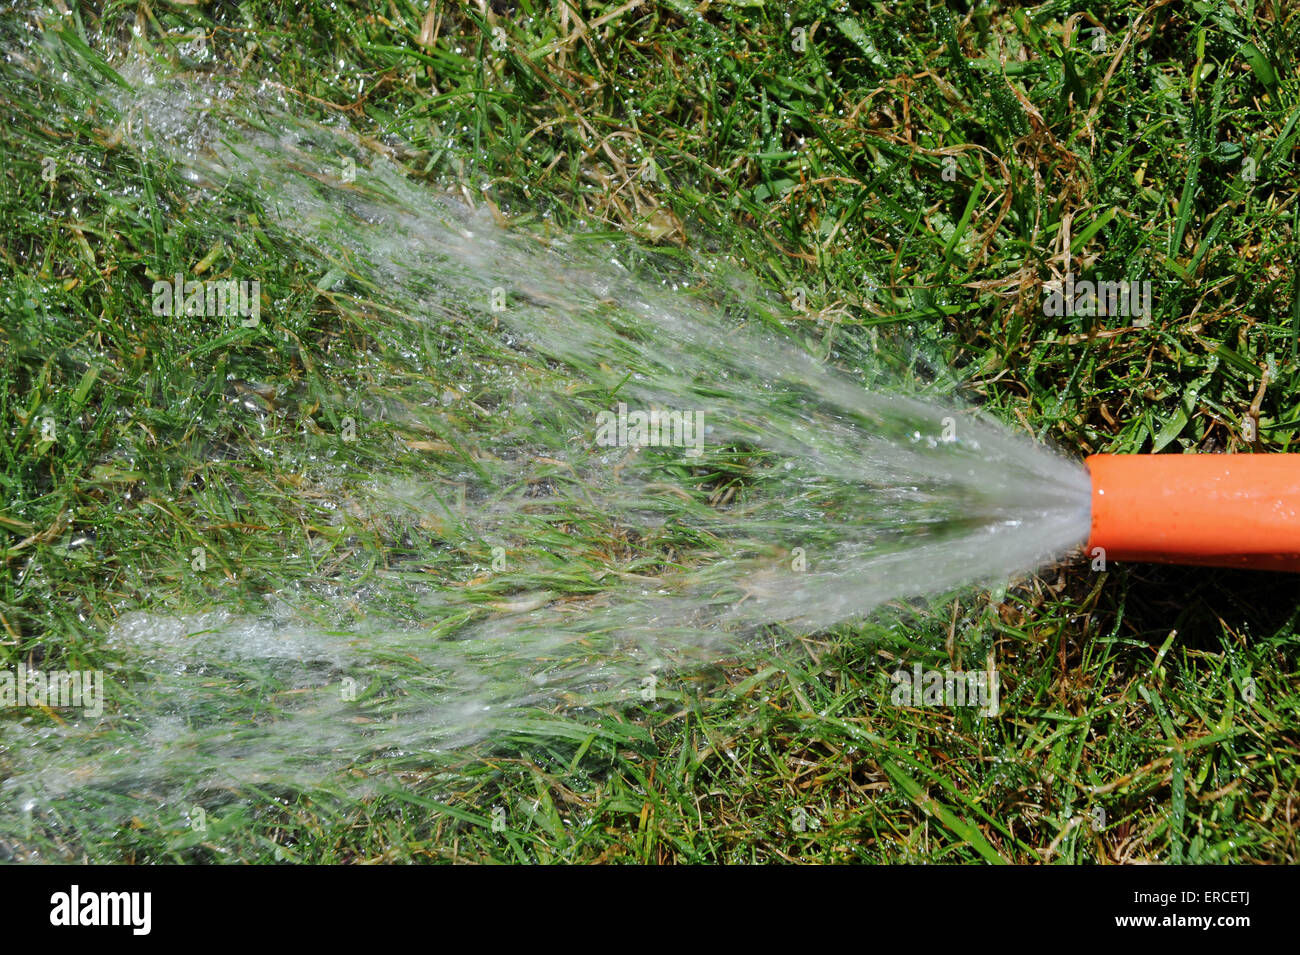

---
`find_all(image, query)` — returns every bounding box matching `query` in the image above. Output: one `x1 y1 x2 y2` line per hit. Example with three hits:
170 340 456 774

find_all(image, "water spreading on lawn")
0 25 1091 849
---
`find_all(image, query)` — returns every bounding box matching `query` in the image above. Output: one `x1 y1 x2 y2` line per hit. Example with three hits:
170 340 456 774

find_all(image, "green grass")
1 0 1298 863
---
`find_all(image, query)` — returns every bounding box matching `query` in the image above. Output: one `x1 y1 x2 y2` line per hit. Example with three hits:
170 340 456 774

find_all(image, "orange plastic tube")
1085 454 1300 572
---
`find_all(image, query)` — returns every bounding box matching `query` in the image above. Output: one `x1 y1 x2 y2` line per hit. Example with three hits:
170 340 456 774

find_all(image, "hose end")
1085 453 1300 573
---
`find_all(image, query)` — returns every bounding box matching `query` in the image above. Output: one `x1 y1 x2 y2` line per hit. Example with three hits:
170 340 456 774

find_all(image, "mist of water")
0 29 1091 844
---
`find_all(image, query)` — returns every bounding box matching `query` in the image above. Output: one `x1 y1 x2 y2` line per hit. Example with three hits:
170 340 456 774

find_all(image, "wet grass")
1 0 1298 863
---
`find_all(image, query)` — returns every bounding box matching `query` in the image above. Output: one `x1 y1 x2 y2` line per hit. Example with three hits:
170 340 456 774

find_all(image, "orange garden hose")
1085 454 1300 572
